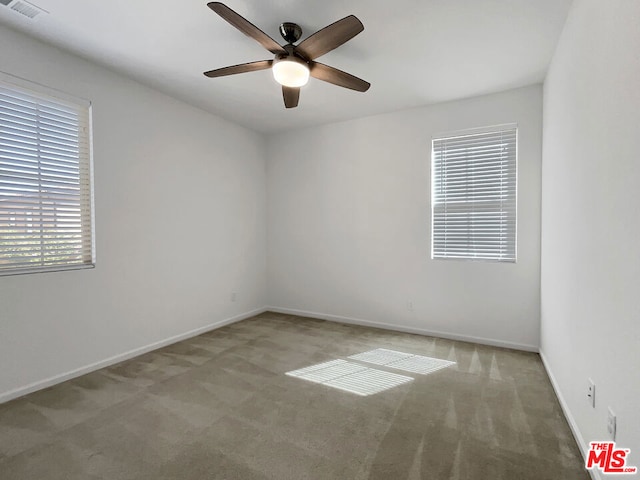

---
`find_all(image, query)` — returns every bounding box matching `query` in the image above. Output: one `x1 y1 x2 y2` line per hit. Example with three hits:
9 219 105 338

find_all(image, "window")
431 124 517 262
0 74 94 275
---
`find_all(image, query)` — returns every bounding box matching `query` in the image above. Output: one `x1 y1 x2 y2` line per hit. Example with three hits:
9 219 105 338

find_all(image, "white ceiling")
0 0 572 133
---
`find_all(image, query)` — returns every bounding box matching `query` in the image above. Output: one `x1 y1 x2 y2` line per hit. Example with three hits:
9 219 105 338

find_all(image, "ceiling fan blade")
207 2 285 55
204 60 273 78
295 15 364 60
282 86 300 108
309 62 370 92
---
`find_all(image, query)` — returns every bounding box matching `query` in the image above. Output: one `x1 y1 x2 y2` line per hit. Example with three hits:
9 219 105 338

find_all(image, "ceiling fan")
203 2 371 109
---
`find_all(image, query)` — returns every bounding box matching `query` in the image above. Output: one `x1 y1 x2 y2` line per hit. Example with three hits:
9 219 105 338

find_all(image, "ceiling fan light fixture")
272 56 310 88
204 4 370 108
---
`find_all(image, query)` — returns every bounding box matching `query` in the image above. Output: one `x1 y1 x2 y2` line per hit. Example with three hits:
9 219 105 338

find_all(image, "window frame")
430 123 518 263
0 72 95 276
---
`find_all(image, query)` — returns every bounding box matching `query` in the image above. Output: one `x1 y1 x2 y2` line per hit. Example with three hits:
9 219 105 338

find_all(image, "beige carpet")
0 312 589 479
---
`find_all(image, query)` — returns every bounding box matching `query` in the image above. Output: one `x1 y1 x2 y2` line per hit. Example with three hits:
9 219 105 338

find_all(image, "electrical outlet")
407 301 413 312
587 379 596 408
607 407 616 441
231 292 237 302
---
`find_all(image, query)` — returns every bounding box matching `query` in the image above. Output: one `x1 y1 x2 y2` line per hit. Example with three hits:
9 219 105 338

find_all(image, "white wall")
267 85 542 350
541 0 640 473
0 26 267 401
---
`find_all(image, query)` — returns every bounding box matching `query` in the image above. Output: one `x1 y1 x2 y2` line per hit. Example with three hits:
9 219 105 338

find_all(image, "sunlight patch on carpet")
286 359 413 396
349 348 456 375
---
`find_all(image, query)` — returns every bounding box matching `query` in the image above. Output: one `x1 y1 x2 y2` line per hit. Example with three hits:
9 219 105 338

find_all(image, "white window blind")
431 124 517 262
0 76 94 275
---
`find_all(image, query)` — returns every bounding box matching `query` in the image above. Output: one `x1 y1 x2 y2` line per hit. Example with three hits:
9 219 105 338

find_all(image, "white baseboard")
266 306 539 352
540 350 598 480
0 307 267 405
